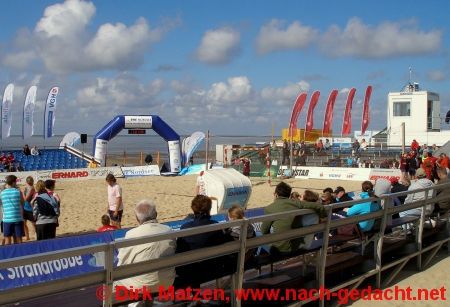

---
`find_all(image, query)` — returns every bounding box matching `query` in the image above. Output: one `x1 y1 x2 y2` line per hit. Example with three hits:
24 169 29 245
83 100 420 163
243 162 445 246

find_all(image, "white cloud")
35 0 95 39
207 76 252 104
320 18 442 58
2 0 177 73
261 80 310 106
196 27 240 64
427 70 446 81
76 74 164 109
256 19 317 54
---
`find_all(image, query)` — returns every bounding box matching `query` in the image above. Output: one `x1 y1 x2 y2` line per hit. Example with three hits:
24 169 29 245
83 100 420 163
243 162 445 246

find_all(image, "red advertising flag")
361 85 372 135
341 88 356 136
288 92 307 137
322 89 338 136
304 91 321 138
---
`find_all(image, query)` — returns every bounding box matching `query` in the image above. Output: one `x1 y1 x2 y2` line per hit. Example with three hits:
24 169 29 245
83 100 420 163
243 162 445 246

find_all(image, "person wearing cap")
115 199 175 290
400 168 435 220
334 186 353 203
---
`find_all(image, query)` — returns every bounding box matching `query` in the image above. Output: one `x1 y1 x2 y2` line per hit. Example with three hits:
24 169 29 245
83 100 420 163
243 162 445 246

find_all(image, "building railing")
0 182 449 307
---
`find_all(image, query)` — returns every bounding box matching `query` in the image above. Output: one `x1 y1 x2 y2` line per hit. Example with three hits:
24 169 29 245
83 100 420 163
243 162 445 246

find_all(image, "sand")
46 176 363 236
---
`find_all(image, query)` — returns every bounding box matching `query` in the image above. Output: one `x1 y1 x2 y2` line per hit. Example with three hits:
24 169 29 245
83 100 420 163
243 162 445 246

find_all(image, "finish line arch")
93 115 181 173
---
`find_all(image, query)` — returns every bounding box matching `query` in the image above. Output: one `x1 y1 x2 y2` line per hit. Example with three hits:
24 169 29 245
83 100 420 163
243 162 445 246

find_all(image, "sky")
0 0 449 139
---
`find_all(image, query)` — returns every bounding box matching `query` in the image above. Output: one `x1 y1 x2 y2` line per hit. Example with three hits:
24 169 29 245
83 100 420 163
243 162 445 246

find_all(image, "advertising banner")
277 166 371 181
341 88 356 136
44 86 60 138
168 140 181 172
1 83 14 138
322 89 338 136
304 91 320 137
124 116 152 129
368 168 401 181
288 92 307 137
121 165 160 177
361 85 372 135
36 166 124 181
22 86 37 139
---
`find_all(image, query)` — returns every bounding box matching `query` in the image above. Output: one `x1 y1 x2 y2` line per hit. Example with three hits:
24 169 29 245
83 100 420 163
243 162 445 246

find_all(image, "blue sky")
0 0 449 138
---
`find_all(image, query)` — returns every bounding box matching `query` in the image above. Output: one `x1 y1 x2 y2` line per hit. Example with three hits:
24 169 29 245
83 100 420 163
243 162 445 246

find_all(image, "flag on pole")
288 92 308 138
341 88 356 136
304 91 321 138
23 86 37 139
361 85 372 135
322 89 338 136
1 83 14 139
44 86 60 138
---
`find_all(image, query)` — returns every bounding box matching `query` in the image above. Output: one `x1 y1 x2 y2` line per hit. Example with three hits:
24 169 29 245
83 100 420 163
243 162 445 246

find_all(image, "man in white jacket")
115 199 176 294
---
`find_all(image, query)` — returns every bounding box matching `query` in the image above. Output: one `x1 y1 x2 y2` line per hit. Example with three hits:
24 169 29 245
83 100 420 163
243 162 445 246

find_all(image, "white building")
387 83 450 146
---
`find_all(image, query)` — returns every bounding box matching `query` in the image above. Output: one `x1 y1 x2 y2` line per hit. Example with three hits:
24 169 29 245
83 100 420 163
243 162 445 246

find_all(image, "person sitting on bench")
343 181 381 232
260 182 327 256
400 168 435 227
174 195 234 288
115 200 176 292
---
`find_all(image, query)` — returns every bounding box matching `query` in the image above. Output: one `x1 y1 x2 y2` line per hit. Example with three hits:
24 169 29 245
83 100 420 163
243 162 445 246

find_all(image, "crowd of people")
109 171 450 293
1 144 449 295
0 145 40 173
0 175 60 245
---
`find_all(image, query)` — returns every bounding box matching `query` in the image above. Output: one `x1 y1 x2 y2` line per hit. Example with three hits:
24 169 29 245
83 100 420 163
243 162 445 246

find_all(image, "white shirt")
107 183 123 211
196 175 206 195
115 221 176 290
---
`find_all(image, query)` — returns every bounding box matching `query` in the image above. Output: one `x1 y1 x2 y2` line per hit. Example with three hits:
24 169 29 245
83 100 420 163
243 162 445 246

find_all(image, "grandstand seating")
6 149 87 171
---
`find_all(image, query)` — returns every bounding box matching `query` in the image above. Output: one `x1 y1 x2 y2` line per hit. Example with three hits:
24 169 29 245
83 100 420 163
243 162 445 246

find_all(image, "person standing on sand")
106 174 123 228
1 175 25 245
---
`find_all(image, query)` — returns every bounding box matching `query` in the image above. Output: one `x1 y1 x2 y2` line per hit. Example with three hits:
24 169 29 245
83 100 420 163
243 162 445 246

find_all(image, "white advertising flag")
1 83 14 139
44 86 60 138
23 86 37 139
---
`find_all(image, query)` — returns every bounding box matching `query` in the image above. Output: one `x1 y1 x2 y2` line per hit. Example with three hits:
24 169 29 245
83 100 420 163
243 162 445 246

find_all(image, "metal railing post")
376 197 390 288
103 243 114 307
231 219 249 307
318 208 332 307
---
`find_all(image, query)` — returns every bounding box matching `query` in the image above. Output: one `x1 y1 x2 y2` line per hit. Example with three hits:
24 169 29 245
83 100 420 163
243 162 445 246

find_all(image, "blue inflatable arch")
93 115 181 172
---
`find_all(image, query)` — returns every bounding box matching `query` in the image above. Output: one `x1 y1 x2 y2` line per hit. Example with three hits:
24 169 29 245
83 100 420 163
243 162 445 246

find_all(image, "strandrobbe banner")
341 88 356 136
361 85 372 135
1 83 14 139
304 90 320 138
44 86 60 138
22 85 37 139
322 89 338 136
288 92 307 138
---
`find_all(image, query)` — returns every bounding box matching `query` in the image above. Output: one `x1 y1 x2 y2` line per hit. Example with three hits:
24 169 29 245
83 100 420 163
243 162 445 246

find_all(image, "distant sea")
0 134 277 155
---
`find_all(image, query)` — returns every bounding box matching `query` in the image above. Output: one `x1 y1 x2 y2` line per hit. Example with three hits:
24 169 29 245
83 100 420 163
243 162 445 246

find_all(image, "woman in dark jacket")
174 195 234 288
32 180 59 240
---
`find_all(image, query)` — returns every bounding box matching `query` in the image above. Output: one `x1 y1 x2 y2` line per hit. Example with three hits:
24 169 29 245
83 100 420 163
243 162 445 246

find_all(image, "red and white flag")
322 89 338 136
288 92 307 138
361 85 372 135
341 88 356 136
304 91 320 138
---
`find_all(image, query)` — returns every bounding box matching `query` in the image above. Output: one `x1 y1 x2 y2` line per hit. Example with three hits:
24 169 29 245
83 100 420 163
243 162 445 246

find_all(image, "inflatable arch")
93 115 181 172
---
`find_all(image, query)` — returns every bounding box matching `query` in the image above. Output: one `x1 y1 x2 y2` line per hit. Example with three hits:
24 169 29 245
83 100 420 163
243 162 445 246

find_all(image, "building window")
393 102 410 116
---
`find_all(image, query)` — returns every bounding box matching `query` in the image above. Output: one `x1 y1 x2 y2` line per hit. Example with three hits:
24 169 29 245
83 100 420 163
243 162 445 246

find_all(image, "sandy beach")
45 176 363 236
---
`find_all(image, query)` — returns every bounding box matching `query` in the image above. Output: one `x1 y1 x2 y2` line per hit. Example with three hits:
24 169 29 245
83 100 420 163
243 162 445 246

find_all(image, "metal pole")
205 130 209 169
401 122 405 154
289 128 293 176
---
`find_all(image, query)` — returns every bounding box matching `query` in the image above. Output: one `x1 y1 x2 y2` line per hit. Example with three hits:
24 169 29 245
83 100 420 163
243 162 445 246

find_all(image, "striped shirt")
1 188 23 223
